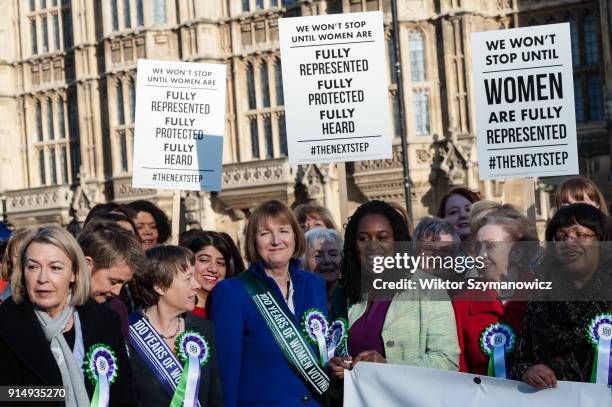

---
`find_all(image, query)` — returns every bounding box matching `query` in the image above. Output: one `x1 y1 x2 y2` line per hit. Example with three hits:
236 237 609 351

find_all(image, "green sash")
238 272 330 395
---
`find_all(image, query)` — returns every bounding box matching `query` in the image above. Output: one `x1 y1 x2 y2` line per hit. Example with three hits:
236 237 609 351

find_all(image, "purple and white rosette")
479 323 515 379
170 330 210 407
586 313 612 385
302 308 329 366
85 344 118 407
327 318 348 360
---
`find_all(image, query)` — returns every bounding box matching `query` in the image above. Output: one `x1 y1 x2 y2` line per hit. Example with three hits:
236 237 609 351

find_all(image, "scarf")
35 304 91 407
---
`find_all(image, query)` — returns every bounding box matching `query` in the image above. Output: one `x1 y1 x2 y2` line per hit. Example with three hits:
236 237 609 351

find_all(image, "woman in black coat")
510 204 612 388
128 245 223 407
0 226 136 406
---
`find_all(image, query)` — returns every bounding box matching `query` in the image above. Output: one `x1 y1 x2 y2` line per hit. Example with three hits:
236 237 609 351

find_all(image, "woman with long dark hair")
186 231 242 318
329 200 459 380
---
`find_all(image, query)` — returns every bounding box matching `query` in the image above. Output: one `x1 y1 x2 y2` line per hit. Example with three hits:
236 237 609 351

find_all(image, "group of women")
0 176 611 406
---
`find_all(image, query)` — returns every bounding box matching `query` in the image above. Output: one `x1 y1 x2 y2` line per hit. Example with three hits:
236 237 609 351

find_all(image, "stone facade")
0 0 610 241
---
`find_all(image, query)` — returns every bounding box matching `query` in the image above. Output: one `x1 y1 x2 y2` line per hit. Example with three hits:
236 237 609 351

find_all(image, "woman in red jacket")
452 201 539 376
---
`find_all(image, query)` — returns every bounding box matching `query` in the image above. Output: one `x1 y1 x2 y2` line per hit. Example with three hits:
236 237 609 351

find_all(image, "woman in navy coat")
211 200 329 407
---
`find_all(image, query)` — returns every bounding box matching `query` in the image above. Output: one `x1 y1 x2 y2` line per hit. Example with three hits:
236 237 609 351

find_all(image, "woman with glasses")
452 201 539 375
510 203 611 388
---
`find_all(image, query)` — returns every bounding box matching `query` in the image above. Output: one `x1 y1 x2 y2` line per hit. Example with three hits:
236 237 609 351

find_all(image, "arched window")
36 101 43 141
413 90 429 135
250 119 259 158
124 0 132 28
574 80 584 123
246 63 256 109
388 38 398 83
31 19 38 54
60 146 68 184
42 15 49 52
136 0 144 26
154 0 166 24
279 115 287 156
49 148 57 185
260 61 270 108
47 98 54 140
274 60 284 105
264 116 273 158
566 16 579 67
587 76 603 121
53 14 60 50
409 31 425 82
119 131 129 172
128 80 135 123
57 98 66 138
117 82 125 125
392 93 401 137
39 150 46 185
111 0 119 31
583 15 599 65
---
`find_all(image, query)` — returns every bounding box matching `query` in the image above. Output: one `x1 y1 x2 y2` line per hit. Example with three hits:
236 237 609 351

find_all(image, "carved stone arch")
69 183 92 225
438 140 468 187
296 164 325 205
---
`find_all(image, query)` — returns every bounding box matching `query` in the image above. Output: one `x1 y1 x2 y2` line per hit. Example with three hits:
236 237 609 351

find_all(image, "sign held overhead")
279 11 392 164
132 59 226 191
471 23 579 180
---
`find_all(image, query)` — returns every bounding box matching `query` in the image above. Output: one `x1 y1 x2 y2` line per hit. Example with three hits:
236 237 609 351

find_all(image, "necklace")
144 308 182 339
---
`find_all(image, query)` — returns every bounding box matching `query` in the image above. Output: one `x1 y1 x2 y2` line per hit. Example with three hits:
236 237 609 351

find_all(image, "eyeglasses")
552 233 596 242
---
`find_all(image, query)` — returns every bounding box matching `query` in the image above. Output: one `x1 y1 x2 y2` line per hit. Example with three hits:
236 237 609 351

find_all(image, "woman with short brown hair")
128 245 223 406
211 200 329 407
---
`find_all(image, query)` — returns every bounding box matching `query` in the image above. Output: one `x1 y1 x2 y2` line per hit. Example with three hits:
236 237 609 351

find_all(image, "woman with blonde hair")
453 201 539 376
0 226 135 406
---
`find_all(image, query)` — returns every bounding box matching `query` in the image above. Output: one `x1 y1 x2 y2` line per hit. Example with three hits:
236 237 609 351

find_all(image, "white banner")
132 59 226 191
279 11 392 164
344 362 611 407
471 23 579 180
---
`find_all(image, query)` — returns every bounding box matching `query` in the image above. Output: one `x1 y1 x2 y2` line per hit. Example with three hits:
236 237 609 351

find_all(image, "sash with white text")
239 272 330 395
128 312 202 407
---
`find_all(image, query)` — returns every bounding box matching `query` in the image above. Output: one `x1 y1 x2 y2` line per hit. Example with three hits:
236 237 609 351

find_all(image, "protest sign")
132 59 226 191
344 362 611 407
471 23 579 180
279 11 392 164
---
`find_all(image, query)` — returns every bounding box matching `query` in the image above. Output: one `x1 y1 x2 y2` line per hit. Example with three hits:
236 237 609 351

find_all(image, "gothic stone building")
0 0 610 244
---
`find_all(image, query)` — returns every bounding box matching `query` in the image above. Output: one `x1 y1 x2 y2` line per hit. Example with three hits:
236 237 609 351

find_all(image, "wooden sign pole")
171 190 181 245
337 163 349 228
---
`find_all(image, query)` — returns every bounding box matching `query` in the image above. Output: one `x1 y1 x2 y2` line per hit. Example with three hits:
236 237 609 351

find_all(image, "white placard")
344 362 611 407
279 11 392 164
132 59 226 191
471 23 579 180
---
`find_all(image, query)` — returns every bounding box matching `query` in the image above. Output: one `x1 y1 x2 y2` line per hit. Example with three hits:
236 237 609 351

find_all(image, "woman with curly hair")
329 200 459 380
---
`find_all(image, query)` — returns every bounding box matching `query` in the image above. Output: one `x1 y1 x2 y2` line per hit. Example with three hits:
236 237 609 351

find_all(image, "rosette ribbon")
85 344 118 407
327 318 349 361
170 330 210 407
302 309 330 366
586 313 612 385
479 323 516 379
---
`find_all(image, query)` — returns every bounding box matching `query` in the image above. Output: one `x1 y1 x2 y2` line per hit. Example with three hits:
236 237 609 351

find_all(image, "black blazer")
0 298 137 407
129 311 224 407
